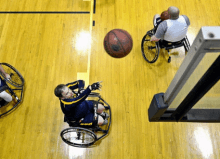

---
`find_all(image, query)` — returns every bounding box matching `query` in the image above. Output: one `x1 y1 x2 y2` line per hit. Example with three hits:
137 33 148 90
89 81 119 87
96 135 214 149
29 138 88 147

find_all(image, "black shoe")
168 56 171 63
100 112 109 119
104 106 110 110
0 100 8 108
147 29 155 37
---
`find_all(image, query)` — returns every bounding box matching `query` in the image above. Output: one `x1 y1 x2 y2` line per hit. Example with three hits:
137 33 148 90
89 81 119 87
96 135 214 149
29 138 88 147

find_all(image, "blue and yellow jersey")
65 80 85 91
60 80 91 121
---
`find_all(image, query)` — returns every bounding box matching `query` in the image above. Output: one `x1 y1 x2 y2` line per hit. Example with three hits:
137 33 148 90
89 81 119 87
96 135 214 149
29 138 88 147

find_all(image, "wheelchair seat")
141 29 190 63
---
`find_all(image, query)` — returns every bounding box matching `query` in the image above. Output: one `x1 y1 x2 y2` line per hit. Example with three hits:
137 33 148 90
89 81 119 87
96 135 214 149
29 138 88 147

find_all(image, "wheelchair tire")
0 63 24 87
141 33 160 63
60 127 97 147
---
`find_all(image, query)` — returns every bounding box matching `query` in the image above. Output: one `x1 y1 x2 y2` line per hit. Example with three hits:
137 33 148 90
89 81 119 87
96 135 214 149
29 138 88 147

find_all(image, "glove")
91 82 102 90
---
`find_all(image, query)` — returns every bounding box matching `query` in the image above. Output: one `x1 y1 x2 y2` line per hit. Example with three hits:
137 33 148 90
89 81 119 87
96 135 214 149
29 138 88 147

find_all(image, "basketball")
104 29 133 58
160 10 169 21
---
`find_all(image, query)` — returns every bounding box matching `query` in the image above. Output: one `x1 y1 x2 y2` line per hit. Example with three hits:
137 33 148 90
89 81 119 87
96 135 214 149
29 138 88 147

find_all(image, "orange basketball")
104 29 133 58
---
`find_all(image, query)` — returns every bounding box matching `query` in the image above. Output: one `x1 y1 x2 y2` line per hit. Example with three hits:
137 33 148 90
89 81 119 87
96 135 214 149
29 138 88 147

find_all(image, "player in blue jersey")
54 80 109 126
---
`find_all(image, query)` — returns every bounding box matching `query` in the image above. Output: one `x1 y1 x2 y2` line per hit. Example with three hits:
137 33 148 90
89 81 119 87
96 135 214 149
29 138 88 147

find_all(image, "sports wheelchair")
60 91 111 148
141 29 190 63
0 63 25 117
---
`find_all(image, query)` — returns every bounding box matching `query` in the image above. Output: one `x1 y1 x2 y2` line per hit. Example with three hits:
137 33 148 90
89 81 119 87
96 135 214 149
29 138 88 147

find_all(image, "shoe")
100 112 109 119
102 119 108 125
147 29 155 36
147 30 153 37
168 56 171 63
0 100 8 108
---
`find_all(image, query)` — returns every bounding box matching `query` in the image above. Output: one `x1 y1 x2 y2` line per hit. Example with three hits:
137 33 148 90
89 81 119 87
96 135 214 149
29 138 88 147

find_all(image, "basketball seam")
119 29 133 48
104 32 114 56
110 30 126 56
107 31 115 56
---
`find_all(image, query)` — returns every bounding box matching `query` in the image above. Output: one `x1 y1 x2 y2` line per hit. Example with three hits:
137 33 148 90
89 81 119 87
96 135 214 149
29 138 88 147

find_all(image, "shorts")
79 101 98 127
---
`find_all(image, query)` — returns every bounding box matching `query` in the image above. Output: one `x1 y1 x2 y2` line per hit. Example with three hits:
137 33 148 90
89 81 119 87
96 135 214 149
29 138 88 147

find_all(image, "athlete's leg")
97 103 109 119
97 103 105 114
98 115 108 126
98 115 104 125
0 91 12 102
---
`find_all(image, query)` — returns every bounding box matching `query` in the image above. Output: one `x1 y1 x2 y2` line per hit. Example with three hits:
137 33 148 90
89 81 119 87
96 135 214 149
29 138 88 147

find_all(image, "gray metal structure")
148 26 220 122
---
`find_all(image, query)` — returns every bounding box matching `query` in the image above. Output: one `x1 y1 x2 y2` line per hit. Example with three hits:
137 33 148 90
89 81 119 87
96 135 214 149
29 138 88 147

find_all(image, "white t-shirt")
155 15 190 42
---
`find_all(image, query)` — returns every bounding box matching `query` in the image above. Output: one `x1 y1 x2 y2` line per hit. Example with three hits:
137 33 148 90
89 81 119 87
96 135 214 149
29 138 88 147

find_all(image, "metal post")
164 27 220 106
171 55 220 121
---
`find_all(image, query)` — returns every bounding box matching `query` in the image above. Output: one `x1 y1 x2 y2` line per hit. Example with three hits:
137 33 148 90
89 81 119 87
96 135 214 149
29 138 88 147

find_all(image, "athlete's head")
168 6 179 20
54 84 74 99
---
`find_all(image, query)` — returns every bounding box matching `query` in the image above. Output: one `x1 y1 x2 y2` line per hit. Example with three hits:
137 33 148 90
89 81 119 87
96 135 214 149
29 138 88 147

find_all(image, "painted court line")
77 0 95 86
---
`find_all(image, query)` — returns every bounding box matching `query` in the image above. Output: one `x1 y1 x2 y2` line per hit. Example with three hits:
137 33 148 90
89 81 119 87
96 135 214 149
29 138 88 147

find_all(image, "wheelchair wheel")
60 127 97 147
141 33 160 63
0 63 24 87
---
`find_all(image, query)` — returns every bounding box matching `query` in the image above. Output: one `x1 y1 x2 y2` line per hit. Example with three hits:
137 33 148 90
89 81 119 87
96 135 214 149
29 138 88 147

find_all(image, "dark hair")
54 84 66 98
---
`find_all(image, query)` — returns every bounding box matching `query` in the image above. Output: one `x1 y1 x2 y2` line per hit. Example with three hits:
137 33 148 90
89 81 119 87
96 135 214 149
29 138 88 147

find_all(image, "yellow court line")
87 0 94 76
77 0 94 86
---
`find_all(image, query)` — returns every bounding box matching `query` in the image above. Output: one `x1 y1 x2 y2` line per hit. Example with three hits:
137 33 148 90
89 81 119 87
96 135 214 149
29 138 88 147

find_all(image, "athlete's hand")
91 81 102 90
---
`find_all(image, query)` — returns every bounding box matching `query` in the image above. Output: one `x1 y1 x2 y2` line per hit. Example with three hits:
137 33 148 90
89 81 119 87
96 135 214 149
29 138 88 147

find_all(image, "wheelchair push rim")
141 33 160 63
0 63 25 87
60 127 98 148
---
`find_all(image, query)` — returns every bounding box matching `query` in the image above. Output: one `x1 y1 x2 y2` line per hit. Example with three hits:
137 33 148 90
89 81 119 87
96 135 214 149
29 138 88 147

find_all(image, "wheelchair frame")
141 29 190 63
60 92 111 148
0 63 25 117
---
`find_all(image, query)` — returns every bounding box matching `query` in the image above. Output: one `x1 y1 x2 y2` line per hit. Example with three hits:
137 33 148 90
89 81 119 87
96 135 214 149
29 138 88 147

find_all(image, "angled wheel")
141 33 160 63
0 63 24 87
60 127 97 147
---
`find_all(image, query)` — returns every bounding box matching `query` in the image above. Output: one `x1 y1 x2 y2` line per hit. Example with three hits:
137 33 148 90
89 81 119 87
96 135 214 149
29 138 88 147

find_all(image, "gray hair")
168 6 179 20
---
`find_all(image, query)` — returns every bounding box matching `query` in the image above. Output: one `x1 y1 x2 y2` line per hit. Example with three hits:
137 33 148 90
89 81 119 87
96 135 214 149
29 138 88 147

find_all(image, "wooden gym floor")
0 0 220 158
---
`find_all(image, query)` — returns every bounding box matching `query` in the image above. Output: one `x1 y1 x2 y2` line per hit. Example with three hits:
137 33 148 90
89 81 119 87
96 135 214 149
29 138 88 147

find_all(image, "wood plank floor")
0 0 220 158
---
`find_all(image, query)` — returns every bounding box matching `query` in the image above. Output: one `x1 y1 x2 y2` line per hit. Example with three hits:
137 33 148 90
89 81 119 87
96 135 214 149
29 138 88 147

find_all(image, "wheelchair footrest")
93 127 107 133
102 130 107 133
